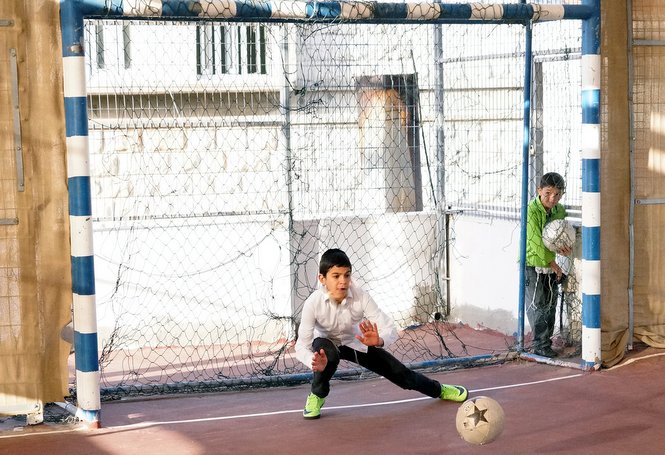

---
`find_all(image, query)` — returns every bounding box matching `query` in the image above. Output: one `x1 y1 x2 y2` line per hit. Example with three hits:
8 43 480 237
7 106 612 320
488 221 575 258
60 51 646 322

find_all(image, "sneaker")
440 384 468 402
303 393 326 419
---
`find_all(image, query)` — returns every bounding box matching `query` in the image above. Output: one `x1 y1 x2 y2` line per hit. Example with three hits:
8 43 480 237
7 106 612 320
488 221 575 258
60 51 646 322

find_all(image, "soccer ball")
541 219 576 252
456 396 505 445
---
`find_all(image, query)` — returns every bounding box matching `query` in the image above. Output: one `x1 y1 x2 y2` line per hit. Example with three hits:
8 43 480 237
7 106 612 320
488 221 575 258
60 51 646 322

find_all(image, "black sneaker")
534 347 558 358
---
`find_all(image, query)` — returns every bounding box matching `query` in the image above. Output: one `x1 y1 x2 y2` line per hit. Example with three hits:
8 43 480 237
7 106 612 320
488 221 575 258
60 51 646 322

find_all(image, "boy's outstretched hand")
311 349 327 372
356 320 384 347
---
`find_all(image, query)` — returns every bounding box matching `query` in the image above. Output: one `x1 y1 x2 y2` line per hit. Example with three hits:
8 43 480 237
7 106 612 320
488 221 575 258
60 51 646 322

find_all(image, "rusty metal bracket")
635 198 665 205
9 47 24 192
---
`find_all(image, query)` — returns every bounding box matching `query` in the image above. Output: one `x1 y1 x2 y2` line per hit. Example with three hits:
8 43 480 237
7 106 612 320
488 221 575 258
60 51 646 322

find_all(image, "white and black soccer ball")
456 396 505 445
542 219 576 252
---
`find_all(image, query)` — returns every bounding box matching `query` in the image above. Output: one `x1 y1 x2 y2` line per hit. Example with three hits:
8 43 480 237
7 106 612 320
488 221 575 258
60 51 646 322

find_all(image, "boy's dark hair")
319 249 352 275
539 172 566 192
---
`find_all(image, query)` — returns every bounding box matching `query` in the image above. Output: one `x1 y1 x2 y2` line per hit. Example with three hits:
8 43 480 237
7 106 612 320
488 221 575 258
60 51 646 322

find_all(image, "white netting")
79 13 582 398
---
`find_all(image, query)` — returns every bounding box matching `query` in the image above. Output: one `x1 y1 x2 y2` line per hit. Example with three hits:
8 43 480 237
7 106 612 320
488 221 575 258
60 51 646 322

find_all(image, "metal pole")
60 0 101 427
580 0 602 370
433 20 449 314
517 9 533 352
626 0 635 351
280 25 298 322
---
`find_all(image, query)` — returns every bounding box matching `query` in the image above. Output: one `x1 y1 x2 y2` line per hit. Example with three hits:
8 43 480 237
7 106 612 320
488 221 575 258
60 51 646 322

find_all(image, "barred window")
196 24 267 76
91 23 131 70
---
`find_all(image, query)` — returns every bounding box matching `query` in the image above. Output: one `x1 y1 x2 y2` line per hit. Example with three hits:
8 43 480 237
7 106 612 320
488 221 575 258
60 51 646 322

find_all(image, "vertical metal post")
530 60 544 195
60 0 101 427
433 19 449 315
626 0 635 351
518 16 533 352
580 0 602 370
281 24 298 320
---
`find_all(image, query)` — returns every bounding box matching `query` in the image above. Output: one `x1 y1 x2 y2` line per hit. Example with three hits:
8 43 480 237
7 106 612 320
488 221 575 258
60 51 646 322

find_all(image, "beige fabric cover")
0 0 72 413
603 1 665 366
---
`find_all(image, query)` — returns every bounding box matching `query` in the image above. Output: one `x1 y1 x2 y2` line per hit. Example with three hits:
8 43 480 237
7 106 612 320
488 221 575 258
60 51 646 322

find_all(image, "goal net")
80 14 582 398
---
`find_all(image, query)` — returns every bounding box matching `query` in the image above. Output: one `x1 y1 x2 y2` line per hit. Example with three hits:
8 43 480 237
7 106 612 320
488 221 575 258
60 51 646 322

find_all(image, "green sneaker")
440 384 468 402
303 393 326 419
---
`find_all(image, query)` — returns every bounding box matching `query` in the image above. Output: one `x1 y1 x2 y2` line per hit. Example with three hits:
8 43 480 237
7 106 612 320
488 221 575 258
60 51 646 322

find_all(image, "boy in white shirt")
295 248 468 419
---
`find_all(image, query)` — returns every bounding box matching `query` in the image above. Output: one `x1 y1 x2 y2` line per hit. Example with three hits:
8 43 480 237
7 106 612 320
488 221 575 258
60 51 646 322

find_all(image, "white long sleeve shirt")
294 282 399 367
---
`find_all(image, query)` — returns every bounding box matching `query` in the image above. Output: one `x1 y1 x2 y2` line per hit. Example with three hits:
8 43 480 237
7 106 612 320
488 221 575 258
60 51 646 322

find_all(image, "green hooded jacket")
526 196 567 268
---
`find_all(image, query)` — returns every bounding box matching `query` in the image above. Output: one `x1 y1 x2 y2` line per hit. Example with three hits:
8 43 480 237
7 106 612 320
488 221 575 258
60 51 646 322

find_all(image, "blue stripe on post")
582 159 600 192
74 331 99 373
582 294 601 328
60 2 84 57
563 5 595 20
71 255 96 296
307 2 342 19
61 0 121 57
68 176 92 216
374 2 408 19
581 359 597 369
161 0 201 17
77 0 122 15
236 0 272 18
64 97 89 137
581 89 600 124
440 4 472 19
502 4 531 21
581 1 600 54
582 226 600 260
79 409 100 424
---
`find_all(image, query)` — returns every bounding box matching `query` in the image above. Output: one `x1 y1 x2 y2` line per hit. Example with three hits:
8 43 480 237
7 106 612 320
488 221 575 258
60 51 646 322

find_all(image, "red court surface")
2 345 665 455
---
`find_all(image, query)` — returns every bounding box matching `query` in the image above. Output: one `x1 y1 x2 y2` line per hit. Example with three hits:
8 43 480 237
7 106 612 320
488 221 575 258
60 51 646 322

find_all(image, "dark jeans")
310 337 441 399
525 267 559 352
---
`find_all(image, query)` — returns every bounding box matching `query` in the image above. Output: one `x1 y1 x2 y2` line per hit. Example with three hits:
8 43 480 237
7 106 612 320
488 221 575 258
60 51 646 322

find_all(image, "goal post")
59 0 600 427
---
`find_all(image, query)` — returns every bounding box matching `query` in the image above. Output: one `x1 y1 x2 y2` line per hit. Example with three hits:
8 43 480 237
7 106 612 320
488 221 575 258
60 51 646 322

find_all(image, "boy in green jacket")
526 172 572 357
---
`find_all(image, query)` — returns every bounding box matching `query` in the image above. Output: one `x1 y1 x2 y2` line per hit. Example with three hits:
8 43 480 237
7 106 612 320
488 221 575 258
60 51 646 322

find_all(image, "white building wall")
82 19 582 351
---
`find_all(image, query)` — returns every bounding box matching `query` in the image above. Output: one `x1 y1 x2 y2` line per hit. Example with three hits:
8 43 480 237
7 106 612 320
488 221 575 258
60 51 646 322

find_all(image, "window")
95 23 105 69
197 24 268 76
89 22 131 70
122 24 131 69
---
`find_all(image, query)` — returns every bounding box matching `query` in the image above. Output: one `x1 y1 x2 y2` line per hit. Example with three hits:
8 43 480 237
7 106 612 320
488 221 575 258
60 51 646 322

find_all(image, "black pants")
310 337 441 399
525 267 559 352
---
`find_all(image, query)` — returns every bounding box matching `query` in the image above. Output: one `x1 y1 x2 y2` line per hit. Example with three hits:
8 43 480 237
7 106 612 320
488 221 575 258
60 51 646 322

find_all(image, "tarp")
0 0 72 414
602 0 665 367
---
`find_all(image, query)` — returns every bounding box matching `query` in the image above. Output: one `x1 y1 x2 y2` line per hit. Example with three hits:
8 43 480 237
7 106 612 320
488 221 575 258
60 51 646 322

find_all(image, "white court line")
606 351 665 370
0 372 583 438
